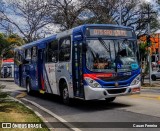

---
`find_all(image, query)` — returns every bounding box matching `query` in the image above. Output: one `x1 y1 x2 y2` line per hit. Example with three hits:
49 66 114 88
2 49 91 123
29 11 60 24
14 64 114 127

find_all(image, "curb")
22 98 81 131
141 87 160 90
0 79 14 82
7 96 51 130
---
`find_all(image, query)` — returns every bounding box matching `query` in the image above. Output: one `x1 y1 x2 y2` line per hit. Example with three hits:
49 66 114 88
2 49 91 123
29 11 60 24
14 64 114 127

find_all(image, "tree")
137 2 160 36
0 0 53 42
0 33 9 59
82 0 159 36
138 41 148 85
0 33 9 76
4 34 25 58
48 0 93 30
0 0 159 40
0 33 24 67
81 0 117 24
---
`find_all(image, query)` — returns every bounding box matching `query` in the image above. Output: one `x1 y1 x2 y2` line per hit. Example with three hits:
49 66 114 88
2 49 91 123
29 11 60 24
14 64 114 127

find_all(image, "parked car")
151 69 160 81
152 62 158 68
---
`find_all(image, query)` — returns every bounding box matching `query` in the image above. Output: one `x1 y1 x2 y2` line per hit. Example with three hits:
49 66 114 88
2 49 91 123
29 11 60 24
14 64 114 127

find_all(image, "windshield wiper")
98 38 110 52
98 37 112 60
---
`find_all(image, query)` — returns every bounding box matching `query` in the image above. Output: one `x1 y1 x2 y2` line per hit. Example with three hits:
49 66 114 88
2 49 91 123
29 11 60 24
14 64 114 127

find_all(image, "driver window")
118 41 134 57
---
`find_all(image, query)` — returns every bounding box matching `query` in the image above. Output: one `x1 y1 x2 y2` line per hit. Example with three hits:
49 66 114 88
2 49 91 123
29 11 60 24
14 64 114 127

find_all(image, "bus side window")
59 36 71 62
46 40 58 63
25 48 31 60
31 46 37 61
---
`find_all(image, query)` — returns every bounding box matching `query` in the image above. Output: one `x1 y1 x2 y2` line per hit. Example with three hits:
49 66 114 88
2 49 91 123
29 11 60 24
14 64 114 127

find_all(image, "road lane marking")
35 111 42 117
22 98 81 131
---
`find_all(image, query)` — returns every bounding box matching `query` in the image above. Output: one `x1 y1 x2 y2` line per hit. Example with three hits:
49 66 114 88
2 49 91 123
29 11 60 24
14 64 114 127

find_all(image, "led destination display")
86 28 133 37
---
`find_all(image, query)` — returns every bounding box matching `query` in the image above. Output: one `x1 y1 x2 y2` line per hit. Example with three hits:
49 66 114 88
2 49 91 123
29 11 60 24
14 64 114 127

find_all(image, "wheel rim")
63 88 68 100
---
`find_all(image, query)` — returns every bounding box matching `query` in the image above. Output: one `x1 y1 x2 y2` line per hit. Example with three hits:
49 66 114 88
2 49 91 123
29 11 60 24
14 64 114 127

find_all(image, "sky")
0 0 159 35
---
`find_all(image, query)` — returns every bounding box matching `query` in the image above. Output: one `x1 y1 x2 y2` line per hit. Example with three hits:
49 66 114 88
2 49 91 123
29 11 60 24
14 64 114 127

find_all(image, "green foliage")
139 42 148 60
0 84 8 99
0 33 10 56
0 33 25 59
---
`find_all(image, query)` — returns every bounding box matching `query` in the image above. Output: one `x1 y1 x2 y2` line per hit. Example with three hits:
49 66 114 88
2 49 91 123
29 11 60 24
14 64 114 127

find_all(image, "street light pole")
148 23 152 86
146 4 152 86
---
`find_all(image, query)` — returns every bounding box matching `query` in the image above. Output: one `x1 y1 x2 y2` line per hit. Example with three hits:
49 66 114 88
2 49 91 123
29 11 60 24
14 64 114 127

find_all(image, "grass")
0 84 8 99
0 101 49 131
0 85 49 131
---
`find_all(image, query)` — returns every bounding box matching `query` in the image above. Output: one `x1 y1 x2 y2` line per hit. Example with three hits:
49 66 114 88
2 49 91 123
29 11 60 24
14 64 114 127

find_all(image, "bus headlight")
84 77 102 88
131 75 140 86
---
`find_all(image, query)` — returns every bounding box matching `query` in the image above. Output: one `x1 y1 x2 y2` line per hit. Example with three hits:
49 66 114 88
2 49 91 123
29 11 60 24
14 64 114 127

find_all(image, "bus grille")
99 75 131 82
103 83 129 88
107 88 126 94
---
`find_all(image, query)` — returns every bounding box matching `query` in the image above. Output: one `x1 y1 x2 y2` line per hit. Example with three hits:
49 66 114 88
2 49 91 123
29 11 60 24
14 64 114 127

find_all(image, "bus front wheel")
105 97 116 103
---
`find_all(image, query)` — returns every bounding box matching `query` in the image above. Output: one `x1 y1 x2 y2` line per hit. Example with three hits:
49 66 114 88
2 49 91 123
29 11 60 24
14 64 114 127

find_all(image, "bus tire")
26 79 32 95
61 82 70 105
105 97 116 103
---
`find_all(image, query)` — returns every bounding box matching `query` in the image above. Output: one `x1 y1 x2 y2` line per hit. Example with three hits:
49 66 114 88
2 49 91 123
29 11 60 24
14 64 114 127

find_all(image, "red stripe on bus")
41 75 45 90
3 58 14 62
84 73 113 79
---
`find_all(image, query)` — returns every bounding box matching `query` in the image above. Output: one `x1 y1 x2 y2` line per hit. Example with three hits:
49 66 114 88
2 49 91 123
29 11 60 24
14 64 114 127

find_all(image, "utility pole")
146 4 155 86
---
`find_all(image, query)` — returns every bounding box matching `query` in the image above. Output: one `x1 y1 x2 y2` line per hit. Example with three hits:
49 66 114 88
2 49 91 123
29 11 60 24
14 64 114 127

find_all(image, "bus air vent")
107 88 126 94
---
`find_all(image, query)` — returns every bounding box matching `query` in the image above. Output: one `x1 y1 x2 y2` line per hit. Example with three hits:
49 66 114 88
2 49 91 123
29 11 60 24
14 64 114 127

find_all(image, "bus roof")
16 34 57 50
15 24 134 50
77 24 133 30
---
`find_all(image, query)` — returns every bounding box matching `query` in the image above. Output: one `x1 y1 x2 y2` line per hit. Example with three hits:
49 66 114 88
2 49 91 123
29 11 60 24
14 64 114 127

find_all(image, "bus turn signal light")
132 88 140 93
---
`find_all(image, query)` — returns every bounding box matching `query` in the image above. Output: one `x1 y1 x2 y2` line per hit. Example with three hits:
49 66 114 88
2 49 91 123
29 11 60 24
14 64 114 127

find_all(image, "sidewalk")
0 79 74 131
0 78 14 82
142 80 160 89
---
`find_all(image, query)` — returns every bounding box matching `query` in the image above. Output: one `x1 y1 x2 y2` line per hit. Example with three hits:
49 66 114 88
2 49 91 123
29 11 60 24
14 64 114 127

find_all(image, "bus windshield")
85 39 139 73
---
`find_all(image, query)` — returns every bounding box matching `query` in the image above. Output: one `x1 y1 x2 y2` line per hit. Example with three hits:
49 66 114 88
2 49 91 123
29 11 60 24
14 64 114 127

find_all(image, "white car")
151 70 160 81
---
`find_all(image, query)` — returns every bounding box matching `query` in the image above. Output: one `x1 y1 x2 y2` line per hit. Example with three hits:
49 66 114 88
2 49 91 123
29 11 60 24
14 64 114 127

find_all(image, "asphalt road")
1 79 160 131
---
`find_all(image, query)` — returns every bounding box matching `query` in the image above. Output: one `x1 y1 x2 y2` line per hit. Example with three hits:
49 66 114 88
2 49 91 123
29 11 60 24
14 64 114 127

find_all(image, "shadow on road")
24 91 131 111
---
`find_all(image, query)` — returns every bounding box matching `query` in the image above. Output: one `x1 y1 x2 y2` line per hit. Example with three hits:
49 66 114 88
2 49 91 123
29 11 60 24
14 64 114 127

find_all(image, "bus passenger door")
44 40 58 94
30 47 38 90
38 49 46 92
72 41 84 98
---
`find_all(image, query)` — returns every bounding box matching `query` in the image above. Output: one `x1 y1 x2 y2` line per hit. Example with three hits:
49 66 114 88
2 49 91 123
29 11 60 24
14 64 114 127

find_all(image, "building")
1 58 14 78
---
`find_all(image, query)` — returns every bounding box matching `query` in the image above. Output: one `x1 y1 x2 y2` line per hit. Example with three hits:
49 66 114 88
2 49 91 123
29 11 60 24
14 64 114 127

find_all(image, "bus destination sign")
87 28 133 37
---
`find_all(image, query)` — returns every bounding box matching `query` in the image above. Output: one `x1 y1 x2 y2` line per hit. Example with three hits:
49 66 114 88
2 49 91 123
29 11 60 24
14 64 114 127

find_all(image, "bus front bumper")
84 83 141 100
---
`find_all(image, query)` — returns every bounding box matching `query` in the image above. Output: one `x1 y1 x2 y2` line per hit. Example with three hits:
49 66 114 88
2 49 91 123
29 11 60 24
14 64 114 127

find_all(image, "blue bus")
14 24 141 104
